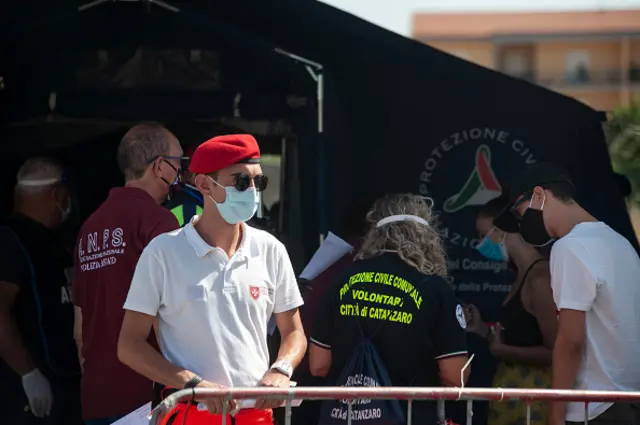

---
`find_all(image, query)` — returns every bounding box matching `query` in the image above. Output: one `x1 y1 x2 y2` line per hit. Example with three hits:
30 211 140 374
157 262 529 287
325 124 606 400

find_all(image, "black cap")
494 162 573 231
490 190 520 233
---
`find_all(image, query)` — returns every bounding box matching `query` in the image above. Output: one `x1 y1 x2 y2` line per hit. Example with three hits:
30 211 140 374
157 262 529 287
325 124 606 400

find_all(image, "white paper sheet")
299 232 354 281
111 402 151 425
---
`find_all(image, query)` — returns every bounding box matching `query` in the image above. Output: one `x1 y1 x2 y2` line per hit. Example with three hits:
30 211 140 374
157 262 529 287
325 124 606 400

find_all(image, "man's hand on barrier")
254 370 291 410
196 380 237 415
21 368 54 418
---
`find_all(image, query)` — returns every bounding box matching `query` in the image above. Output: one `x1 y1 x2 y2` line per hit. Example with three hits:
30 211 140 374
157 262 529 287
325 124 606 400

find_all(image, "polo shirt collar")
184 216 251 260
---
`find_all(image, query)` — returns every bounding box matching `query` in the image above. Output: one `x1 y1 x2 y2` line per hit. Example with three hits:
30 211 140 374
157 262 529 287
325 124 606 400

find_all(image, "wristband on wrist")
270 360 293 378
184 374 203 389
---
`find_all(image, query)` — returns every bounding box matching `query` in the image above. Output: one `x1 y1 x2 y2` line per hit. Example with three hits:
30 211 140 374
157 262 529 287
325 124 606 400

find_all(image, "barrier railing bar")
149 387 640 425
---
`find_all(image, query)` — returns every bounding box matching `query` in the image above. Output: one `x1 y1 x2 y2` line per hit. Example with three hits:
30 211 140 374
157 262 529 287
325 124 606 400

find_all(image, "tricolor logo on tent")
443 145 502 213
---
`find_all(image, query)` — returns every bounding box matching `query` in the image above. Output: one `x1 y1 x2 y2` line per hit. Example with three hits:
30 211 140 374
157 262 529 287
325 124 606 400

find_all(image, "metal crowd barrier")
149 387 640 425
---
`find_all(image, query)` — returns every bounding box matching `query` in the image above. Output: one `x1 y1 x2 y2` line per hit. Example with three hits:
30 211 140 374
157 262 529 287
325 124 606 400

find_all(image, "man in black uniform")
0 157 81 425
309 194 469 425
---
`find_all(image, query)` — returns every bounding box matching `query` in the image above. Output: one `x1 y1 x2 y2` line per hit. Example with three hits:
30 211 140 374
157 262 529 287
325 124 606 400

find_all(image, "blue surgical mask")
209 178 259 224
476 229 508 262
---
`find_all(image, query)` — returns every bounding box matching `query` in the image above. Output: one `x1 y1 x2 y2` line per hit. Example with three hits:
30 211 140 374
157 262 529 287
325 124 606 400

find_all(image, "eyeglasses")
231 172 269 192
509 193 532 219
148 155 190 185
149 155 190 170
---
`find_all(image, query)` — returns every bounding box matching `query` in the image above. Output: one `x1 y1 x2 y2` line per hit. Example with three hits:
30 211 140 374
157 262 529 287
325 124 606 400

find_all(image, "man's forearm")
495 344 552 366
118 339 197 389
552 337 582 389
275 329 307 369
0 315 36 375
75 339 84 372
550 336 583 420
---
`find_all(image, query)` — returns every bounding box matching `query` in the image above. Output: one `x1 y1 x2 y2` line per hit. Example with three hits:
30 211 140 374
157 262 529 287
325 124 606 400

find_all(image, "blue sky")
320 0 640 36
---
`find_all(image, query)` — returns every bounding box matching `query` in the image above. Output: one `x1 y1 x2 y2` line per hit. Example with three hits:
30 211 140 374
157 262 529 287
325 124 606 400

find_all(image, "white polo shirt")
550 222 640 421
123 218 304 388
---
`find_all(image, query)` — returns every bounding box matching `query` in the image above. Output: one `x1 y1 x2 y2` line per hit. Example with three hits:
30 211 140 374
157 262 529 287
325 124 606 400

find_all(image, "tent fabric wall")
1 3 636 423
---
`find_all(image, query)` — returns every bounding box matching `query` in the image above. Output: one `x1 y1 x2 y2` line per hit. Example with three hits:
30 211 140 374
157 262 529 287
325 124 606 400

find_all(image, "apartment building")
412 10 640 112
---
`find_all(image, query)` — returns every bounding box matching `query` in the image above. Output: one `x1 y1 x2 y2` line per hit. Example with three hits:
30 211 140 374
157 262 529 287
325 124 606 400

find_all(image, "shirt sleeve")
0 227 29 288
145 209 180 245
310 286 336 349
123 241 165 316
431 279 469 360
550 240 596 312
273 241 304 314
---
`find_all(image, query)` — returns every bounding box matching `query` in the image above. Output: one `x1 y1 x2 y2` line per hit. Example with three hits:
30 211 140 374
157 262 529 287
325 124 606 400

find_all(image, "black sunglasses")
509 192 533 220
231 172 269 192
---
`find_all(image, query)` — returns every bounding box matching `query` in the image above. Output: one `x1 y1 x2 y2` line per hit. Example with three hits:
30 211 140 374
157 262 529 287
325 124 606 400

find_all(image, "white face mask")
208 178 259 224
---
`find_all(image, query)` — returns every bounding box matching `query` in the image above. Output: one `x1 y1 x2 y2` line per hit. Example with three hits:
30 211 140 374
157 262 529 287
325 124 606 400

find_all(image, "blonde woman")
309 193 469 425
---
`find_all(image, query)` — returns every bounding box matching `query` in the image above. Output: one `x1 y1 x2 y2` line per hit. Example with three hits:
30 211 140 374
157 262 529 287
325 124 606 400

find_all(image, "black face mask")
519 209 553 247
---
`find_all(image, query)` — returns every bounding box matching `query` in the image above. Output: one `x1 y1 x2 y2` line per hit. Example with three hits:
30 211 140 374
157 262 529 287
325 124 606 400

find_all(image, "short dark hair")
117 122 173 181
544 181 575 203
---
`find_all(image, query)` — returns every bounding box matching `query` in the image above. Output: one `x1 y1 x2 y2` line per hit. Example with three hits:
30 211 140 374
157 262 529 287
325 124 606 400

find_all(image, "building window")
503 52 529 79
565 51 591 84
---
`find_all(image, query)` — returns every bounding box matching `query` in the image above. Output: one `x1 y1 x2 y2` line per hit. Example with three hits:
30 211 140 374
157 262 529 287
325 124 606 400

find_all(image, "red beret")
188 134 260 174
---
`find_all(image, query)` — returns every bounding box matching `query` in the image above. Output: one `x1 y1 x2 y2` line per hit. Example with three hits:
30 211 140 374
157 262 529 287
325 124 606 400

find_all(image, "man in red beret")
117 134 307 425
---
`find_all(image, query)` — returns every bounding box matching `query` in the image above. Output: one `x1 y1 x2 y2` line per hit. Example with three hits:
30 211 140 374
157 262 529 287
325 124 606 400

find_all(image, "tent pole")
274 48 326 246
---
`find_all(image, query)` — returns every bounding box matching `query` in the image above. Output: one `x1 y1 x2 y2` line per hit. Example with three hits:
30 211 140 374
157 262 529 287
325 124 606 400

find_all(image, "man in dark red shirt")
73 123 181 425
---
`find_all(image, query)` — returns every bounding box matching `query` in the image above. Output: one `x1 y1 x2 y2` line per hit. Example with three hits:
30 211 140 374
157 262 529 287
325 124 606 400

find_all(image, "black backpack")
319 332 405 425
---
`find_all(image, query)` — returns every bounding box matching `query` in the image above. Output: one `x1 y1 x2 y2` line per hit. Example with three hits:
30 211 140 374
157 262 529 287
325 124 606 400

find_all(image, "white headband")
16 177 61 187
376 214 429 228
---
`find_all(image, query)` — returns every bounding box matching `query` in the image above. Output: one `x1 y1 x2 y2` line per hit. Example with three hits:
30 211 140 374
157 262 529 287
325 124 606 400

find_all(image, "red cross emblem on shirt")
249 286 260 300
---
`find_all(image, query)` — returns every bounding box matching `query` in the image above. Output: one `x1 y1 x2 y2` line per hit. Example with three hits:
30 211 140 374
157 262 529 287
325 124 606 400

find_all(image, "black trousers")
4 377 82 425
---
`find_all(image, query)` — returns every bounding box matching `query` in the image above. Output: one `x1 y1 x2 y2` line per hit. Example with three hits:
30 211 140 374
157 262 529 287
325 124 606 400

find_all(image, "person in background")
73 123 181 425
497 162 640 425
118 134 306 425
0 157 81 425
163 143 203 227
302 196 375 339
465 192 557 425
310 193 469 425
286 196 375 424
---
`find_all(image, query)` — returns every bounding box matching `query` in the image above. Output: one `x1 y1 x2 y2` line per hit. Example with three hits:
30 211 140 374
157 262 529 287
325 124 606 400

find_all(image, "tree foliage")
605 101 640 206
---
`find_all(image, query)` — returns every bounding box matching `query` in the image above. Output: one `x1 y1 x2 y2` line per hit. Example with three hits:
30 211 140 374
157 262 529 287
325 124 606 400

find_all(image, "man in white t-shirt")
496 162 640 425
117 134 306 425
